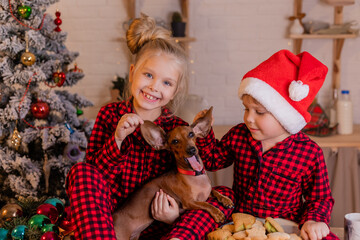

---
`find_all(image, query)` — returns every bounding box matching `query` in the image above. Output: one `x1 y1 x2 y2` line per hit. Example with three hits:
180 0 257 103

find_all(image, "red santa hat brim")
238 77 307 134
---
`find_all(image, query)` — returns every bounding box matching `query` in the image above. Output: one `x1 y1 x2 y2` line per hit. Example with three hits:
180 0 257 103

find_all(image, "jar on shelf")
336 90 353 135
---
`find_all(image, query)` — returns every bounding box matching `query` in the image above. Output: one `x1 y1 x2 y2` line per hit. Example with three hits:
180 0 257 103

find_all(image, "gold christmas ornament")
0 203 23 222
21 50 36 66
10 127 22 151
21 32 36 66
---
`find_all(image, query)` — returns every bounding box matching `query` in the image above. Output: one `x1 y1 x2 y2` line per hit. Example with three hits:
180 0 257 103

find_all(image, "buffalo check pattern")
66 100 235 240
198 123 339 240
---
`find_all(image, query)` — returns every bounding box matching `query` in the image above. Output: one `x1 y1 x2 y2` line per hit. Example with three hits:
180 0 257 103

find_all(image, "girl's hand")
151 189 180 225
300 220 330 240
115 113 144 143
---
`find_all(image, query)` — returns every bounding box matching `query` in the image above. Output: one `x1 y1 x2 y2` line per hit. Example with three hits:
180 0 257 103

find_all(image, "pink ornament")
40 231 61 240
36 203 59 224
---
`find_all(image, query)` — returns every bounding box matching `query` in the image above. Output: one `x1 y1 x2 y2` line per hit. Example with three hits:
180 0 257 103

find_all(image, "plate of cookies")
207 213 302 240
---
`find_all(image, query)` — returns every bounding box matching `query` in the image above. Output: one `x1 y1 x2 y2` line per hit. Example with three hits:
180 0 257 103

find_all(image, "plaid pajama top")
198 123 334 226
85 100 187 205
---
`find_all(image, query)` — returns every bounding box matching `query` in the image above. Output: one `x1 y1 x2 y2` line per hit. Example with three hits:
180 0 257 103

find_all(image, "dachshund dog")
112 107 234 240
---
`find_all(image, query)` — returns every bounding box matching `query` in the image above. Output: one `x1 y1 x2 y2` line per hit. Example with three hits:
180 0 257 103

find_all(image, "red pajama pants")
66 162 235 240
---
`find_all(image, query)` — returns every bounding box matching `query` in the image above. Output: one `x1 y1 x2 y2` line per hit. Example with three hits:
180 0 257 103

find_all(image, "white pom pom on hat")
238 49 328 134
289 80 309 101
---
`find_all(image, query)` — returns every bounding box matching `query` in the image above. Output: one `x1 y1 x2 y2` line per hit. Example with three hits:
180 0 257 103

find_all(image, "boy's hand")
151 189 180 225
115 113 144 142
300 220 330 240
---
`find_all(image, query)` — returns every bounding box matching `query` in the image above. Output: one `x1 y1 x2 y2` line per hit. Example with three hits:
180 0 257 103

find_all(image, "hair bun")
126 13 172 54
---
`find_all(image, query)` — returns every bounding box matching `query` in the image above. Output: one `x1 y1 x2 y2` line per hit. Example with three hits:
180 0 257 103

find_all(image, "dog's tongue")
187 155 202 171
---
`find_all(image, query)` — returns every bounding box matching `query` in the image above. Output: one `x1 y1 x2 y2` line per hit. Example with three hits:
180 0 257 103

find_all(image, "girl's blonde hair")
126 13 189 114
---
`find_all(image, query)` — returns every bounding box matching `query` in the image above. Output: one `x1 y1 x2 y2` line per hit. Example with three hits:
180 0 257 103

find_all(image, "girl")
66 14 234 240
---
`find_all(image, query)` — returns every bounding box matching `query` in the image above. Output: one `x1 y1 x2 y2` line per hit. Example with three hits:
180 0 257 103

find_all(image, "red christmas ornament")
31 101 50 119
40 231 61 240
58 206 76 232
52 71 66 87
36 203 59 224
54 10 62 32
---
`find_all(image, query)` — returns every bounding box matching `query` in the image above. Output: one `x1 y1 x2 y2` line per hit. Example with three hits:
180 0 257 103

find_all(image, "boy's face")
242 95 290 149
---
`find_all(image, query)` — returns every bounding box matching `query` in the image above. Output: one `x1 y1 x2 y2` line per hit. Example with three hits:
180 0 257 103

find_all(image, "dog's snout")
187 146 197 156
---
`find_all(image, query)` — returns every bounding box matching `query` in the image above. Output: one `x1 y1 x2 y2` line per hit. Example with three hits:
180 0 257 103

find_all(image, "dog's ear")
191 106 213 138
140 120 168 150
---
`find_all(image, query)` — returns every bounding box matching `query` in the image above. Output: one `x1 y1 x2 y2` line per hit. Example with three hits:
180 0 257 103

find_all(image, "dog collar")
177 167 206 176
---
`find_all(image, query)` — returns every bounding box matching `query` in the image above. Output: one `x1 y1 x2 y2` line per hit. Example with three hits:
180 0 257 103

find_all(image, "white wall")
48 0 360 125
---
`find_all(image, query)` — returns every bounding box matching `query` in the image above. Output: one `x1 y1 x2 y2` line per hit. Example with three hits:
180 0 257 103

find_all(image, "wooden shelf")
309 125 360 148
213 125 360 149
290 0 359 93
123 0 195 61
289 33 358 39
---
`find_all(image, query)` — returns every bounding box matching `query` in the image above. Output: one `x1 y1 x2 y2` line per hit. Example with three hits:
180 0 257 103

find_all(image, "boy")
197 50 338 240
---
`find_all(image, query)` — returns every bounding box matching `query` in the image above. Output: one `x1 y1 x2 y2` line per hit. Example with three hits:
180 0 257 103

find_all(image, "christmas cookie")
289 233 302 240
245 226 267 240
232 230 246 239
232 213 256 231
265 217 285 233
221 224 235 233
206 228 232 240
267 232 291 240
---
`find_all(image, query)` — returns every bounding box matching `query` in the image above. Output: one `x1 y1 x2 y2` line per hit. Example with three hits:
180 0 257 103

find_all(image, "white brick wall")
48 0 360 125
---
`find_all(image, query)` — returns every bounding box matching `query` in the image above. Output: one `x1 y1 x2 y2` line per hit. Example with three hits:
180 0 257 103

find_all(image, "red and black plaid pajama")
198 123 339 240
66 100 235 240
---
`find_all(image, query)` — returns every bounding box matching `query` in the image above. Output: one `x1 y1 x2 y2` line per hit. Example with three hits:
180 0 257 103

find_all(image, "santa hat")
238 49 328 134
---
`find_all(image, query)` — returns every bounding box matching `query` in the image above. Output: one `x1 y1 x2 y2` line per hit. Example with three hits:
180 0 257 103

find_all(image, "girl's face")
242 95 290 152
129 53 180 120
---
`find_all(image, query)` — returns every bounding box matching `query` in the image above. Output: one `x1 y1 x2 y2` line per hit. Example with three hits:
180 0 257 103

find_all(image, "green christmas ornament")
11 225 27 240
41 223 59 234
28 214 51 229
0 228 8 240
17 5 32 19
76 108 83 116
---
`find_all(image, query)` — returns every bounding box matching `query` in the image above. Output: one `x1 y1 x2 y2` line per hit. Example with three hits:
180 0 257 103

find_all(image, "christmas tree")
0 0 94 204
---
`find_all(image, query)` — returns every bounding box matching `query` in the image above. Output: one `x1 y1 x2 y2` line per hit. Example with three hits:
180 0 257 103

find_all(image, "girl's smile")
141 90 160 102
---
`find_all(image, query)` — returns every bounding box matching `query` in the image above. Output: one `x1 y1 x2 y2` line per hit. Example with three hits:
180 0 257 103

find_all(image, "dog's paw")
213 210 226 223
220 196 234 209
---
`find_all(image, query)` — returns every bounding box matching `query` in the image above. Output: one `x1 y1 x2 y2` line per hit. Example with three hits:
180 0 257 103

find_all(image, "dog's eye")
188 132 194 138
171 139 179 145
